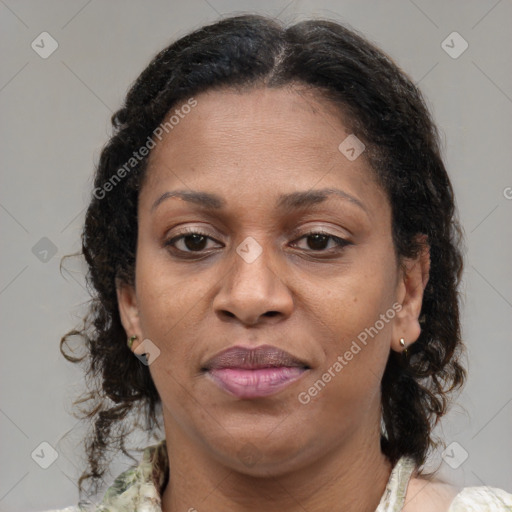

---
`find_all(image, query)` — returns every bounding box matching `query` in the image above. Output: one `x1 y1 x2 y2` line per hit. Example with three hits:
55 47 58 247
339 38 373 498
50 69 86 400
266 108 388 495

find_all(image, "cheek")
134 258 208 413
133 252 208 374
304 260 397 405
135 246 205 332
316 259 396 346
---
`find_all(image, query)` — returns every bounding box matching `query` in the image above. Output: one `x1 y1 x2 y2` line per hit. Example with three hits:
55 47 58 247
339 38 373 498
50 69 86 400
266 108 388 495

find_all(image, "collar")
96 439 169 511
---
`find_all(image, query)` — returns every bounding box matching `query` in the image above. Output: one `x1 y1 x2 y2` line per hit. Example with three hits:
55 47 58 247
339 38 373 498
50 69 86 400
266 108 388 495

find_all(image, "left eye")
291 231 350 252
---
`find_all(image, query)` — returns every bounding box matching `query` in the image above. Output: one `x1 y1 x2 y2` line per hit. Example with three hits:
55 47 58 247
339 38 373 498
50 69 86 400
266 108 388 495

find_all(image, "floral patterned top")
45 439 512 512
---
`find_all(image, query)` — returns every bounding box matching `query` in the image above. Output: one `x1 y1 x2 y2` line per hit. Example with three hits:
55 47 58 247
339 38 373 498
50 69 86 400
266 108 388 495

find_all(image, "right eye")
164 229 223 255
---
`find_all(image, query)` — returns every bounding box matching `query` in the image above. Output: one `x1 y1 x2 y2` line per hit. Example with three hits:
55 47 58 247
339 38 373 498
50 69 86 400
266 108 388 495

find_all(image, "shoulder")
448 485 512 511
402 476 460 512
39 508 81 512
403 476 512 512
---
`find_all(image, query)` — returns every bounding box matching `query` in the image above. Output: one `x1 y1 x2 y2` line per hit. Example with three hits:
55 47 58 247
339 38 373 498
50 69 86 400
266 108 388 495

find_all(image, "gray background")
1 0 511 510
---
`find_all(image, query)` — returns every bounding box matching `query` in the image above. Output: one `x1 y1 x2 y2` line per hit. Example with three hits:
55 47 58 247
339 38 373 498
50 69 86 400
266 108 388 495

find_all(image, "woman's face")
117 86 426 475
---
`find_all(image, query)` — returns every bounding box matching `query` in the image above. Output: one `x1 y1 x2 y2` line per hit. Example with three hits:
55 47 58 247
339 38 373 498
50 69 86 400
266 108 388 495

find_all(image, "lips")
203 345 309 371
202 345 310 399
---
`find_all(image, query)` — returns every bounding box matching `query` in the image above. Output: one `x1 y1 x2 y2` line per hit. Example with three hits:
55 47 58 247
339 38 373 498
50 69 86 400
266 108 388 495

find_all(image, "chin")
203 426 319 478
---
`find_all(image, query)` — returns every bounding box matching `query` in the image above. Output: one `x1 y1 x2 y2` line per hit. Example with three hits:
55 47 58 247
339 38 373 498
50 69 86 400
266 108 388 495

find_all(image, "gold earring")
399 338 408 356
128 335 138 350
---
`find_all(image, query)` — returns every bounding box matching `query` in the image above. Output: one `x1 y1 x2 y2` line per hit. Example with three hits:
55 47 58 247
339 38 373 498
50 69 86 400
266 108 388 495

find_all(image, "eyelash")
164 228 351 257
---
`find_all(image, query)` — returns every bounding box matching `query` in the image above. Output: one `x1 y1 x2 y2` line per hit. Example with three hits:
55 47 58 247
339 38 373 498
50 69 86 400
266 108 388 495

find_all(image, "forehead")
148 86 352 164
141 86 382 209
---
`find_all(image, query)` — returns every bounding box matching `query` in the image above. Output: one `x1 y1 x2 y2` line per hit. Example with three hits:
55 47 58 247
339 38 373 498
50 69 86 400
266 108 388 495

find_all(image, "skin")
117 85 438 511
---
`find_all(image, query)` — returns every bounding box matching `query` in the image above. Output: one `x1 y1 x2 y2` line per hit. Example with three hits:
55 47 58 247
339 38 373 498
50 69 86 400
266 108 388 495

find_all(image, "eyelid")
166 223 349 242
165 226 223 245
287 223 351 241
170 226 218 237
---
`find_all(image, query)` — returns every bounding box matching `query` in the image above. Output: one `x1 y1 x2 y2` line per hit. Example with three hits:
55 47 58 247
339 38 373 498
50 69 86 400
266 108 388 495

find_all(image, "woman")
50 13 511 512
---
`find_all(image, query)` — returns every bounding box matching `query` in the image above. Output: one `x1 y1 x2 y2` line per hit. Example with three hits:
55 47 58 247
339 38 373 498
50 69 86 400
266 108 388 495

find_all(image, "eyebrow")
151 187 368 214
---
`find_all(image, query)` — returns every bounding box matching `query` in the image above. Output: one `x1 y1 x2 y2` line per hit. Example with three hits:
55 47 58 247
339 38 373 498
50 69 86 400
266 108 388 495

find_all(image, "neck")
161 416 392 512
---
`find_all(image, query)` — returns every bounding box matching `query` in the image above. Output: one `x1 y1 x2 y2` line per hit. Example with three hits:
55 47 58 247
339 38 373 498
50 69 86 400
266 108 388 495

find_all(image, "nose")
212 241 294 326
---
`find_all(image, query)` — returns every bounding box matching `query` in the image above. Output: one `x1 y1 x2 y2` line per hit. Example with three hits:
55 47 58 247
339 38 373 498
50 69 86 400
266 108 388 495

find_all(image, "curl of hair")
60 14 465 498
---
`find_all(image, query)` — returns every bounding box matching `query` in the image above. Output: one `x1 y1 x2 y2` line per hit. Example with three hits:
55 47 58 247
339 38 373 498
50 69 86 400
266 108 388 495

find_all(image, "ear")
391 235 430 353
116 277 143 352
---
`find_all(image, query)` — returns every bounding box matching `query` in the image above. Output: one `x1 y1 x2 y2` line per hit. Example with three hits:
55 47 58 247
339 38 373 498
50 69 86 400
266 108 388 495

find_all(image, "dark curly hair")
61 13 466 499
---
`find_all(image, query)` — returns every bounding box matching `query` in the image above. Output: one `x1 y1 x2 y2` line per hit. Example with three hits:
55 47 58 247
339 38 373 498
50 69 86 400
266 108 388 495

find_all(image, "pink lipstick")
203 345 309 399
